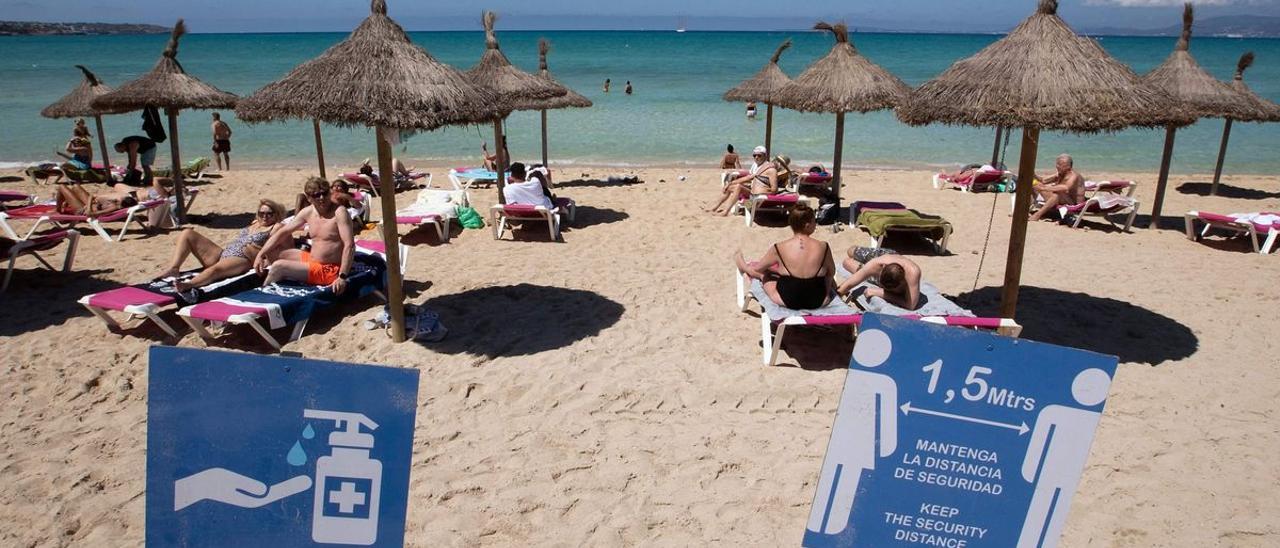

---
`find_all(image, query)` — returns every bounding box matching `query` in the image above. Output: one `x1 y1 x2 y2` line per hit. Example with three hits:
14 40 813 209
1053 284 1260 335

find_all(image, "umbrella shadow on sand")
1176 181 1280 200
423 283 624 358
554 177 643 189
956 285 1197 366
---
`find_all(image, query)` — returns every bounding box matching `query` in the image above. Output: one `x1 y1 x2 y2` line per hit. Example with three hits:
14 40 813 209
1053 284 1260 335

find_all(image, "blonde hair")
258 198 285 224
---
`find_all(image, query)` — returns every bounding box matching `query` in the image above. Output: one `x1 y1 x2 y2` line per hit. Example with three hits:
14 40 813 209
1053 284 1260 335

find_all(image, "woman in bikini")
734 204 836 309
55 184 137 216
155 199 287 293
709 151 779 215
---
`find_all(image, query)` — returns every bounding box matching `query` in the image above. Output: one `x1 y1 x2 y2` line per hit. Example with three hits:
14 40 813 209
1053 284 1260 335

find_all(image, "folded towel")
857 209 951 239
1091 193 1135 211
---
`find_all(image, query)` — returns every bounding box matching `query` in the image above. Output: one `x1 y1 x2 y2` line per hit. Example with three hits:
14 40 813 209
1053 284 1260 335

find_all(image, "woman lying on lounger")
836 249 922 310
155 199 287 293
55 184 137 216
734 205 836 310
708 153 782 216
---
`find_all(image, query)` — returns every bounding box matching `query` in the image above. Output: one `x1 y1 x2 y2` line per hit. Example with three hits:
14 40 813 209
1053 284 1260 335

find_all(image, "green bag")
457 205 485 229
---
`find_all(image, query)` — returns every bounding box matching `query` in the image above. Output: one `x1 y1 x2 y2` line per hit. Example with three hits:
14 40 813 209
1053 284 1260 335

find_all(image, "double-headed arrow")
900 402 1029 435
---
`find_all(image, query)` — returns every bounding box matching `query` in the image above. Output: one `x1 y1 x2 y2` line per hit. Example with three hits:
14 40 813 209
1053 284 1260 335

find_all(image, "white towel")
218 297 286 329
1091 193 1135 210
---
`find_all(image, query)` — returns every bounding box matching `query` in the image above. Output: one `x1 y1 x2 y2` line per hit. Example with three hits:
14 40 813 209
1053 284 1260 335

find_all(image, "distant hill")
0 21 169 36
1083 15 1280 38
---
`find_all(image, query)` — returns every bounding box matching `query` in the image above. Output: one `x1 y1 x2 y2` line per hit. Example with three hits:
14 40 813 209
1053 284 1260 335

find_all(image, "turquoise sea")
3 30 1279 173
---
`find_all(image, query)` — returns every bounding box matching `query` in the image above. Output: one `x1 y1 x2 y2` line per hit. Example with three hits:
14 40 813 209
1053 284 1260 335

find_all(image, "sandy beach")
1 162 1277 546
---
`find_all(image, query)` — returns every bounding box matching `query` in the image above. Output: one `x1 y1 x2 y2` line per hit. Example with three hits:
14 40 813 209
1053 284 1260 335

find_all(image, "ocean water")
3 30 1280 173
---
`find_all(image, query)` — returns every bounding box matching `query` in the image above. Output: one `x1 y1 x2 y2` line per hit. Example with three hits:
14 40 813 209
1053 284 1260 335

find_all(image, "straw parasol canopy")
465 11 567 200
92 21 237 114
1210 52 1280 193
532 38 592 167
92 20 238 224
1141 4 1259 220
235 0 507 344
897 0 1191 318
41 65 116 168
771 22 910 215
723 39 793 157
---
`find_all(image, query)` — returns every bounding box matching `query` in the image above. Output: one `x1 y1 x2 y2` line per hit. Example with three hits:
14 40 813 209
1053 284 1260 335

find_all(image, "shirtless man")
254 177 354 294
1029 153 1084 221
211 113 232 171
836 251 922 311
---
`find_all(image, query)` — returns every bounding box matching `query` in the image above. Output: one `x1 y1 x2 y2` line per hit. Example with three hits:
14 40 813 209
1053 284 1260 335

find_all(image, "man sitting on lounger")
1029 153 1085 221
502 162 555 209
836 248 922 311
254 177 355 295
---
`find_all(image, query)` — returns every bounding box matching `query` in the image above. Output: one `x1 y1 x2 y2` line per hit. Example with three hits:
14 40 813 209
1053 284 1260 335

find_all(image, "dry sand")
1 162 1277 546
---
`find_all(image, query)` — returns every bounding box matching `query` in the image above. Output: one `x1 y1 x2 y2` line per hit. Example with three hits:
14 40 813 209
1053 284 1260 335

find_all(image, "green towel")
858 209 950 239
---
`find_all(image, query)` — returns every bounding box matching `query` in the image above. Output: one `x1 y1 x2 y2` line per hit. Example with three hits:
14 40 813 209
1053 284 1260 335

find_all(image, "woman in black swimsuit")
734 204 836 309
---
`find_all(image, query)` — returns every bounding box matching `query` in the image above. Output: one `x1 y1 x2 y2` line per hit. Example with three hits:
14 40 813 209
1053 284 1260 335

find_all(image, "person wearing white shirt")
502 162 554 209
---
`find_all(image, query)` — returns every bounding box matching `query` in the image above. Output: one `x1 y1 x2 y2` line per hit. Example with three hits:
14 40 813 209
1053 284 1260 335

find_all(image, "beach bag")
142 106 166 143
816 203 839 225
364 303 447 342
457 205 484 229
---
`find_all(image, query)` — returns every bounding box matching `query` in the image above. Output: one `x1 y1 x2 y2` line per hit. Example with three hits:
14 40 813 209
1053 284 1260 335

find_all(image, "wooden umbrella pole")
1000 126 1039 319
494 119 507 205
166 108 186 224
1210 118 1232 196
831 112 845 233
764 103 774 157
313 119 327 179
991 126 1003 166
375 125 406 343
1149 125 1177 228
94 114 111 169
540 109 549 168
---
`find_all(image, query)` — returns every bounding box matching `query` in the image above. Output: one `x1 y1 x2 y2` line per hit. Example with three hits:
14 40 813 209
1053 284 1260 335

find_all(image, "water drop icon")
302 424 315 440
287 441 307 466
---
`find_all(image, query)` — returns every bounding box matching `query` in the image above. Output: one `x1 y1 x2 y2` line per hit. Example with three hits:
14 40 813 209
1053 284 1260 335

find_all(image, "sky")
3 0 1279 33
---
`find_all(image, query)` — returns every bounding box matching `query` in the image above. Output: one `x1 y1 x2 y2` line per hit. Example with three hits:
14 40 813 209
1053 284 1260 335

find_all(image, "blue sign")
803 314 1118 548
146 347 420 547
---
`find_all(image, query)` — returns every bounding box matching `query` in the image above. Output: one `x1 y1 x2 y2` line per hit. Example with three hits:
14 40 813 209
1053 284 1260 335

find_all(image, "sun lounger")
1013 180 1139 231
448 167 498 191
734 264 1021 366
2 229 79 293
78 269 263 337
0 199 164 242
1184 211 1280 254
0 191 33 209
396 188 468 242
795 172 833 192
852 201 952 253
177 240 403 351
153 157 211 182
342 171 432 197
490 198 576 241
740 192 820 226
933 165 1011 192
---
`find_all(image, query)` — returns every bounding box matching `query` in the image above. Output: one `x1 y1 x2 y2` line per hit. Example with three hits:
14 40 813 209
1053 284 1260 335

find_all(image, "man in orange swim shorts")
254 177 355 294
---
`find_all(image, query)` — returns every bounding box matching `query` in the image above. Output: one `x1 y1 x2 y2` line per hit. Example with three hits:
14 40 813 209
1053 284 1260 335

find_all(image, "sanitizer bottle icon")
303 409 382 546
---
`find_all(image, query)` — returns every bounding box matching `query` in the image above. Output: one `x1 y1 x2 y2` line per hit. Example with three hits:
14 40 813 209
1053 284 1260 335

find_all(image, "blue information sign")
804 314 1118 548
146 347 420 547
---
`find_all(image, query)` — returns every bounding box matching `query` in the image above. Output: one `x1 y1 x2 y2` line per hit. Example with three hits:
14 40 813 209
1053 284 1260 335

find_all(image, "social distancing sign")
803 314 1118 548
147 347 420 547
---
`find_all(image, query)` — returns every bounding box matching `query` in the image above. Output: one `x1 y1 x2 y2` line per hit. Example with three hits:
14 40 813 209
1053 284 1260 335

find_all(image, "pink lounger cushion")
396 214 441 224
86 286 176 310
793 313 1005 329
799 173 832 184
0 191 29 202
183 300 270 322
354 240 386 254
757 193 799 203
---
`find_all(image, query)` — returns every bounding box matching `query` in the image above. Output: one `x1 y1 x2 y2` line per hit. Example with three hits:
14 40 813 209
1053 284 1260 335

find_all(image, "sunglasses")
257 210 275 217
752 153 764 157
308 191 327 199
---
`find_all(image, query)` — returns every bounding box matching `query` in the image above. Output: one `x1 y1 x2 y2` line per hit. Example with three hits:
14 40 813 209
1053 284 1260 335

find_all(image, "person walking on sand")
603 78 611 93
625 81 633 95
211 113 232 171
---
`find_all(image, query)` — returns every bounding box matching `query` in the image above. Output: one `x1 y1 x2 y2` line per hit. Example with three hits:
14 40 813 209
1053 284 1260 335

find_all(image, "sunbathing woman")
734 205 836 310
55 184 137 216
836 251 922 310
156 199 287 292
709 153 778 216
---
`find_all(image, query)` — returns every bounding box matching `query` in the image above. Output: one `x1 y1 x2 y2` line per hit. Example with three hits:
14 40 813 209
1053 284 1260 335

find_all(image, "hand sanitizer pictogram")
303 409 382 545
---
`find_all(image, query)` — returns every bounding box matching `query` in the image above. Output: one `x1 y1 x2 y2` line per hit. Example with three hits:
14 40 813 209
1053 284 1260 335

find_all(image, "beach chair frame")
2 230 79 293
0 200 161 242
1183 210 1279 254
490 204 563 241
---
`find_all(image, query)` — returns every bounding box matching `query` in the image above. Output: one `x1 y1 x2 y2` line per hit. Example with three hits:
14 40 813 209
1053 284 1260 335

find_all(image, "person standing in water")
746 101 758 119
603 78 611 93
625 81 633 95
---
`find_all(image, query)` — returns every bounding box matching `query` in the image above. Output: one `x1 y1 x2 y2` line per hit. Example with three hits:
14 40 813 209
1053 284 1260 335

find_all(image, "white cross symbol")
329 481 366 514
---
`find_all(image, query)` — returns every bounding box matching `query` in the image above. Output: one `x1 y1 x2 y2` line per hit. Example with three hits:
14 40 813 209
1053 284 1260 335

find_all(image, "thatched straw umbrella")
465 11 567 202
41 65 115 170
772 23 910 219
236 0 503 343
1141 4 1264 224
897 0 1191 317
533 38 592 168
1210 51 1280 194
92 20 238 224
723 39 793 158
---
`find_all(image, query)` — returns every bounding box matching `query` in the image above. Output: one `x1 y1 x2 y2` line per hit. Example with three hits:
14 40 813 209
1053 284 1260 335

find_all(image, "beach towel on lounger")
140 269 262 306
209 250 387 329
848 280 975 318
857 209 952 240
